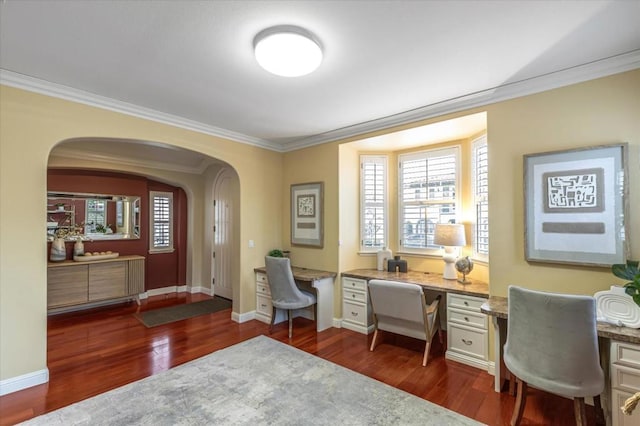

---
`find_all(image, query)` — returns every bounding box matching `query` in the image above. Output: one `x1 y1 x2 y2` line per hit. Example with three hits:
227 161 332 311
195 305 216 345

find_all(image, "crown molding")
0 70 283 152
50 147 213 175
2 50 639 154
281 50 640 151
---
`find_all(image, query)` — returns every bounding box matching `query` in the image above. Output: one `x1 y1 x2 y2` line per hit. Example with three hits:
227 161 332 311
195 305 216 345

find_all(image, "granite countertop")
254 266 337 281
341 269 489 298
481 295 640 344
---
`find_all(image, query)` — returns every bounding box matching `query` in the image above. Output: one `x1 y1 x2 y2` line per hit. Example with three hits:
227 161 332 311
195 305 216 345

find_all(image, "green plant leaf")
634 294 640 307
624 283 639 297
612 260 640 280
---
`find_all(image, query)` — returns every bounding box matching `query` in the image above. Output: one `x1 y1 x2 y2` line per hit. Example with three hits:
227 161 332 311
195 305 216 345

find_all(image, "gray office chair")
503 286 604 426
264 256 316 339
368 279 442 366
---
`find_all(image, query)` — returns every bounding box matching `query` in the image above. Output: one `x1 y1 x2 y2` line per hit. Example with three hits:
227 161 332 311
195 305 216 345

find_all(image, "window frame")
360 155 388 252
472 135 489 261
397 146 461 255
149 191 174 254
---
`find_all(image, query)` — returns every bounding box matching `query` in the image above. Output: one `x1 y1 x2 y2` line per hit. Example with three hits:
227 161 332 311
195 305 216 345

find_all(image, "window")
399 147 459 251
360 155 387 250
150 191 174 252
86 199 107 232
472 136 489 258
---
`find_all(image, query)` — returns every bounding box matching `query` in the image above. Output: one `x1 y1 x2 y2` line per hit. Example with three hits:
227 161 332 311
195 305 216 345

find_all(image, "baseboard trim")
445 350 491 371
232 310 255 323
0 368 49 396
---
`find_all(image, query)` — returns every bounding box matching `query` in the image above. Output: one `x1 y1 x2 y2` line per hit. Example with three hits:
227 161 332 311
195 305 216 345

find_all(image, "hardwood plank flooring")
0 293 593 425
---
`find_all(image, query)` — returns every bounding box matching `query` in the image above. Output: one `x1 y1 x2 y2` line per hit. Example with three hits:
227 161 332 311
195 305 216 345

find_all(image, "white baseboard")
333 318 342 328
486 361 496 376
232 310 255 323
0 368 49 396
445 350 491 371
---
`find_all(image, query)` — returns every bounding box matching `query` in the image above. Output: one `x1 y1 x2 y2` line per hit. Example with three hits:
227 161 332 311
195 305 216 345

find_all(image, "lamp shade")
433 223 466 247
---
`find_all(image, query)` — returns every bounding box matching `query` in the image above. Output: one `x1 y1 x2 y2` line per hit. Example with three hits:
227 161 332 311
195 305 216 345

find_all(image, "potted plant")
613 260 640 307
267 249 283 257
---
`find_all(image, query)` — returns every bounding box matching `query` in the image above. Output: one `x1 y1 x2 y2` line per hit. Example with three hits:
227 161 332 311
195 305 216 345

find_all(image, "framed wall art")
524 143 628 267
291 182 324 248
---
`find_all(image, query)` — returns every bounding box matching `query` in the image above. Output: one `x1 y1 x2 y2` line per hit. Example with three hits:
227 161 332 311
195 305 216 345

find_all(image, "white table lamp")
433 224 466 280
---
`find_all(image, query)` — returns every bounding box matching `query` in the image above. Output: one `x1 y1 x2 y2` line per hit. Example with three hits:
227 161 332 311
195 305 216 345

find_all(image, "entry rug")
21 335 483 425
135 297 232 327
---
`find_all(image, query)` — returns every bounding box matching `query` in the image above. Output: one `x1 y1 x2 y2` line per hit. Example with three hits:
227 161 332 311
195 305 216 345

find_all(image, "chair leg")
422 341 431 367
510 377 527 426
287 309 292 339
573 397 587 426
593 394 605 426
369 329 379 352
269 306 277 334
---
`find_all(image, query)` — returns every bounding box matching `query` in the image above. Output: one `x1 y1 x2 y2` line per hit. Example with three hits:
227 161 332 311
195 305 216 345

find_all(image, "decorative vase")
73 238 84 257
50 237 66 262
377 246 392 271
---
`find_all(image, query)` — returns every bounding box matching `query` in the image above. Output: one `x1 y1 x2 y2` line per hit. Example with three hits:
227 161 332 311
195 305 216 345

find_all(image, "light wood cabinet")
48 256 145 310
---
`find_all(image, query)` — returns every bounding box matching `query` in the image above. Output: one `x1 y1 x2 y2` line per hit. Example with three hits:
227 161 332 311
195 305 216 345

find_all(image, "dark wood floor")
0 293 592 425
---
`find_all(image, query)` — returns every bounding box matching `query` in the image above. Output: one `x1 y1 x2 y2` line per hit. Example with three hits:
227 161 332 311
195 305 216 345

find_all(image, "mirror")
47 192 141 241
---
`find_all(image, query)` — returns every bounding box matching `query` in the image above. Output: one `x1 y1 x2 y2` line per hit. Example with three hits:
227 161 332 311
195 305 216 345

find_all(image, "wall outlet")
248 240 255 248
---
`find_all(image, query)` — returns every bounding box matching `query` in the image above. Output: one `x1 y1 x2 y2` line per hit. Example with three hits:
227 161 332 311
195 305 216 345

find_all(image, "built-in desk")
253 266 336 332
342 269 490 369
482 296 640 426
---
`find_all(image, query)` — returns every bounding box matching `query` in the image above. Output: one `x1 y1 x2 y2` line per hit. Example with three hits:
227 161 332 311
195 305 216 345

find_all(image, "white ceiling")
1 0 639 158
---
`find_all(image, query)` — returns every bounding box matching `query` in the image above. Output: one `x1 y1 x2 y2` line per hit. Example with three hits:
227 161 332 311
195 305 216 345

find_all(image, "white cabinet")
341 277 373 334
446 293 489 370
254 272 313 325
611 341 640 426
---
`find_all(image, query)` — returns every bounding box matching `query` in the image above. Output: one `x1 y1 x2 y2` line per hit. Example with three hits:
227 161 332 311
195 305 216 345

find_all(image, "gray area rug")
136 297 232 327
22 335 482 425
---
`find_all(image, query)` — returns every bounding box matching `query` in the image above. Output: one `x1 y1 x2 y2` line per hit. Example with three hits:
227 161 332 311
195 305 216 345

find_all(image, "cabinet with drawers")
611 341 640 426
446 293 489 369
341 277 373 334
254 272 314 325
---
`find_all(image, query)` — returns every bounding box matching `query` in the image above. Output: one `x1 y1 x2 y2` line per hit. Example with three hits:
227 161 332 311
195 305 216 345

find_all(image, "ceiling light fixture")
253 25 323 77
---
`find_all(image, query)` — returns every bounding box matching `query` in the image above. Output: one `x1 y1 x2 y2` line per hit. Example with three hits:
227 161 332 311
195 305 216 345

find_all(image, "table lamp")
433 223 466 280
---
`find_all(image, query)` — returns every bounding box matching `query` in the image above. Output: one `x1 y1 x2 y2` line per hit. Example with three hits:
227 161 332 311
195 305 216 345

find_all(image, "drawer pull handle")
352 294 356 298
462 339 473 346
464 317 469 322
261 304 267 308
351 312 358 316
464 301 469 306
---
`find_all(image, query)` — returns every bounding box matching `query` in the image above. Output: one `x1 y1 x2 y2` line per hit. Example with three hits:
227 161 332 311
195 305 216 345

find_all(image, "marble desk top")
481 295 640 345
341 269 489 299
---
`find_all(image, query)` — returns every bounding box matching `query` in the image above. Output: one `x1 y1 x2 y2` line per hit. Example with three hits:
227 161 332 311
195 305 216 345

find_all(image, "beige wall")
1 69 638 387
0 86 282 382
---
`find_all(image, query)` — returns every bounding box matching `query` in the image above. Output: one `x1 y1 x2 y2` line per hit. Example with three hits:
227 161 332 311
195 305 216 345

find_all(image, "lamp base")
442 247 457 280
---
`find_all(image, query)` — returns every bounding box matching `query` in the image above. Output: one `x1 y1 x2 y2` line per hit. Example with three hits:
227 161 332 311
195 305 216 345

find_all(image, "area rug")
135 297 232 327
21 335 482 425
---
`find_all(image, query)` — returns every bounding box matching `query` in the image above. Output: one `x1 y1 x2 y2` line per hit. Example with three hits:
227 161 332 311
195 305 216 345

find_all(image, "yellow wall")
0 86 282 382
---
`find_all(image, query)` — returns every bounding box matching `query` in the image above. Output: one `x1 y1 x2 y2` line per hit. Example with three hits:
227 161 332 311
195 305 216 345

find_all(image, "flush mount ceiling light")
253 25 323 77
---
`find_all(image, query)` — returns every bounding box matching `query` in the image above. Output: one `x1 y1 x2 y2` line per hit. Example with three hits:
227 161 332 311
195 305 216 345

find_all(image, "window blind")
361 156 387 249
473 137 489 256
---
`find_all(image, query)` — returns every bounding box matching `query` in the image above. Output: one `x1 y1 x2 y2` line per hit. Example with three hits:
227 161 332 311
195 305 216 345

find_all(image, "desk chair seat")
368 279 442 366
503 286 604 426
264 256 316 338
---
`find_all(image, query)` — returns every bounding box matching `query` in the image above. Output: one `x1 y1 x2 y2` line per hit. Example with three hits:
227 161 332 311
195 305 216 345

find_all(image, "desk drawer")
448 323 487 360
343 277 366 292
612 389 640 426
612 342 640 369
256 272 268 284
256 282 271 296
611 363 640 393
343 300 367 326
448 307 487 330
343 288 367 303
448 294 486 312
256 294 272 317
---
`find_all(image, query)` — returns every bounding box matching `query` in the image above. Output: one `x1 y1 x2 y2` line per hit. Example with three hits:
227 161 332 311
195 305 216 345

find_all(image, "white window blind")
399 147 459 250
360 155 387 250
150 191 173 252
472 136 489 258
